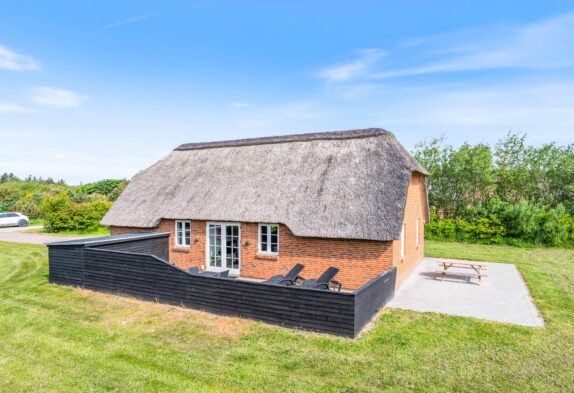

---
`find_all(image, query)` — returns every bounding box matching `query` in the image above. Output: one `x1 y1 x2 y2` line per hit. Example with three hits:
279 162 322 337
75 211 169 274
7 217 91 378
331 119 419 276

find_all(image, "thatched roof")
101 128 428 241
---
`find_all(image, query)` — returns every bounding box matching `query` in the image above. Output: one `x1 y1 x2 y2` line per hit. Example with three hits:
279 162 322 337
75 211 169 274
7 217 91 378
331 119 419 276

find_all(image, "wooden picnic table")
438 260 487 284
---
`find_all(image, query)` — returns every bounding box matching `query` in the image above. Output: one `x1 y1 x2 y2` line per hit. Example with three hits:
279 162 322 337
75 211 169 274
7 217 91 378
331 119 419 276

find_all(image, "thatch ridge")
102 128 428 241
175 128 392 151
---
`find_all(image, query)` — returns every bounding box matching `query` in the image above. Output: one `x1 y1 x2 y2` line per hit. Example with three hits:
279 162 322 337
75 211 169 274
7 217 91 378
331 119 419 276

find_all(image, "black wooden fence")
48 233 395 338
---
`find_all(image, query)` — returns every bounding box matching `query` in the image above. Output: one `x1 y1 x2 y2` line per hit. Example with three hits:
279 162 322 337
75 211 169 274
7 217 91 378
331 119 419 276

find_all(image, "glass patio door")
207 223 240 274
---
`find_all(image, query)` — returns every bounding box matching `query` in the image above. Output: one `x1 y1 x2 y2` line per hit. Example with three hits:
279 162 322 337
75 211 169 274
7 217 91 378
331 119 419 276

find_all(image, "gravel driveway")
0 226 96 245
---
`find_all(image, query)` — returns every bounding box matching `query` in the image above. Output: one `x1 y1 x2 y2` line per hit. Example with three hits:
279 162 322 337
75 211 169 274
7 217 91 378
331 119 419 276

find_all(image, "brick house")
101 128 429 289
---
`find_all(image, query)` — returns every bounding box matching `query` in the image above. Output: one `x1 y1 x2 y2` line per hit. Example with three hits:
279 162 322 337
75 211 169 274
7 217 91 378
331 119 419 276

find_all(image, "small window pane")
259 224 279 254
184 222 191 245
175 221 182 245
176 221 190 246
260 226 268 252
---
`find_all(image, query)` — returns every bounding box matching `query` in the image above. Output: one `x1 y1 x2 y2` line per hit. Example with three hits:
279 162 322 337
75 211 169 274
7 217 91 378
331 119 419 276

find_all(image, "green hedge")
40 193 111 233
425 216 505 244
426 201 574 246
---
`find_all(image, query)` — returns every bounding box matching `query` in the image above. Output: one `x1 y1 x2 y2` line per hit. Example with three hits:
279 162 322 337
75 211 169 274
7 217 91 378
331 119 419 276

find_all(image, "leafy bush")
539 204 569 246
426 218 458 242
69 190 108 204
10 200 42 219
458 217 505 244
0 188 20 211
428 201 571 246
76 179 128 201
426 216 505 244
40 193 111 232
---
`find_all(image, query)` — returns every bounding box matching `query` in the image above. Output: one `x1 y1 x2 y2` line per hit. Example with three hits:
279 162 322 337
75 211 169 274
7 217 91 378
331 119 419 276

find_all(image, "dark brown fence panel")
91 235 169 261
353 267 396 336
83 248 356 336
47 232 397 338
48 246 84 286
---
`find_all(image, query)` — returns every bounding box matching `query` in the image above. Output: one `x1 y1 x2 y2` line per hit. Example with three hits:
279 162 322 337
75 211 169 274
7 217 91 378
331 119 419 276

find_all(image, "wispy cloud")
100 12 160 30
0 45 40 71
0 102 30 114
375 13 574 79
30 87 88 108
319 13 574 82
317 49 386 82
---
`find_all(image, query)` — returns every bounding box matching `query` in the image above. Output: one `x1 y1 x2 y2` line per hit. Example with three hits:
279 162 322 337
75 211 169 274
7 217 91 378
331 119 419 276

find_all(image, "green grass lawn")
0 240 572 392
28 218 44 226
25 225 111 237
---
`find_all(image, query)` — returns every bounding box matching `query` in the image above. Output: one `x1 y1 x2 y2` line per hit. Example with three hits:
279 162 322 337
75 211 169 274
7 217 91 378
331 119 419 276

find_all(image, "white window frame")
416 218 420 248
258 224 279 254
205 222 241 275
400 223 405 258
175 220 191 247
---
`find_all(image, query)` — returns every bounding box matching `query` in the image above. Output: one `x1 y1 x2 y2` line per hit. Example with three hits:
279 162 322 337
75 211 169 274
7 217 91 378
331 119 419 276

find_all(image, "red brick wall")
391 172 427 286
111 221 393 290
110 172 427 290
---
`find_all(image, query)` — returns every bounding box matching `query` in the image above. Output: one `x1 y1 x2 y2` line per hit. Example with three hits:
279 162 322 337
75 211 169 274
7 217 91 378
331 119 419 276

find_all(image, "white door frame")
205 222 241 275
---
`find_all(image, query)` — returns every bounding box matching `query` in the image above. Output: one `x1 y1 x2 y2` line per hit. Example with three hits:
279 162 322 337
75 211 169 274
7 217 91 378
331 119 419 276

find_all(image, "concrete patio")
389 258 544 327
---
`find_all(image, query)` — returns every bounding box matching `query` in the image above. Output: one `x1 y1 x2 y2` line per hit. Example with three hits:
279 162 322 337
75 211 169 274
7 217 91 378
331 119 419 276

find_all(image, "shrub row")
426 200 574 246
40 193 111 232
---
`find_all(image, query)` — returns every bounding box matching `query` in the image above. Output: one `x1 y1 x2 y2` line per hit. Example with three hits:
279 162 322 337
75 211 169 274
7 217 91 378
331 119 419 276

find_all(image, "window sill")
256 253 279 260
173 247 191 253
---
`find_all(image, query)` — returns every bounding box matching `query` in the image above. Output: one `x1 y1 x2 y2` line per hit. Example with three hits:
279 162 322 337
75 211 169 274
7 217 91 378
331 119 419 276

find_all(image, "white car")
0 212 29 227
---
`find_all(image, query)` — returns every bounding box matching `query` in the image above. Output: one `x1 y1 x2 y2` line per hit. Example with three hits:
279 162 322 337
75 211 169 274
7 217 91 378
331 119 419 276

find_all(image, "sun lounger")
302 267 342 291
265 263 305 286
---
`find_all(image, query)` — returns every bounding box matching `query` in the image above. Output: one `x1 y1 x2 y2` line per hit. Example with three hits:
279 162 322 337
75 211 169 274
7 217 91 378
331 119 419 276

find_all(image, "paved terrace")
389 258 544 327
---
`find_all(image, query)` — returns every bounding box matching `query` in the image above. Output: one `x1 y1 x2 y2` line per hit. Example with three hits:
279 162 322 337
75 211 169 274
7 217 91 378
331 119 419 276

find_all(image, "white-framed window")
206 222 240 273
175 220 191 247
416 218 420 248
259 224 279 254
400 223 405 258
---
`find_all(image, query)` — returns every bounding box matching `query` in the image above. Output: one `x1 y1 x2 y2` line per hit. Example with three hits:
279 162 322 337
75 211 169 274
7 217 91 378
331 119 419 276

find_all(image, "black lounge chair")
302 267 342 291
266 263 305 286
199 270 230 278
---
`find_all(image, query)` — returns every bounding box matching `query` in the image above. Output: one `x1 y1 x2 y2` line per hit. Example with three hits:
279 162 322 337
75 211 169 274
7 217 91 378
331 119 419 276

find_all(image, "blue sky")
1 1 573 183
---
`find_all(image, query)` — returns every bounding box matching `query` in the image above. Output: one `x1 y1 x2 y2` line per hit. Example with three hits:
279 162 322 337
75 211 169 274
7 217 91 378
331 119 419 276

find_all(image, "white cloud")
230 101 249 108
374 13 574 79
317 49 386 82
100 13 160 30
30 87 88 108
0 102 29 114
318 13 574 82
0 45 40 71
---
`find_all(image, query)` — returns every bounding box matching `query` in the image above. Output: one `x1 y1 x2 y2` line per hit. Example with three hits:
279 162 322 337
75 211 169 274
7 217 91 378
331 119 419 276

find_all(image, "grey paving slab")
388 258 544 327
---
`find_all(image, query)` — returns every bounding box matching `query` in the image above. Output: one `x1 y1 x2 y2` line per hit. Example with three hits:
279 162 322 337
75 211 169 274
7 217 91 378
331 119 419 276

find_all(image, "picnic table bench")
437 260 487 284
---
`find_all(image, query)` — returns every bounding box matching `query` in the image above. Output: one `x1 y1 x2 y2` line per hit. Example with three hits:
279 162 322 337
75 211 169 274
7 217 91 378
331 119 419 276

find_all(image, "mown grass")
28 218 44 226
0 240 572 392
25 225 111 237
